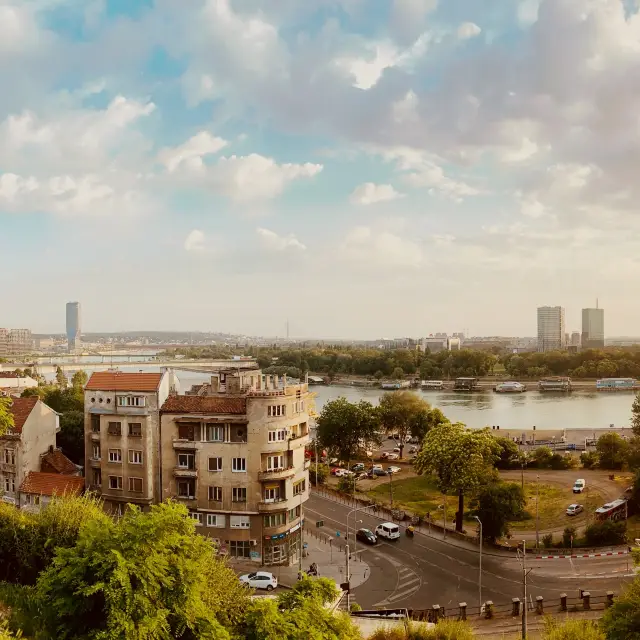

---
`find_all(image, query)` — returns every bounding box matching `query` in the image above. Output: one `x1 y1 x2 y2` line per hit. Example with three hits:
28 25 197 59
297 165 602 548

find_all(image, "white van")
375 522 400 540
573 479 586 494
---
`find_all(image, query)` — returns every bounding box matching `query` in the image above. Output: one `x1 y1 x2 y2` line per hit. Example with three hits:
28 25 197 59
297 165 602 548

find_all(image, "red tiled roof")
161 395 247 415
0 372 22 379
5 397 38 434
85 371 163 392
41 449 78 475
19 472 85 497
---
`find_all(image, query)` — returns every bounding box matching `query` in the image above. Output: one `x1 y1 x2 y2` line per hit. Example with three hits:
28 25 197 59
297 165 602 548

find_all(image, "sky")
2 0 640 339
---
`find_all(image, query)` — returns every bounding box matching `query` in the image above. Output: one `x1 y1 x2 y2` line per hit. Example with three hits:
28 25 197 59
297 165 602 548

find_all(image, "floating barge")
595 378 639 391
421 380 444 390
453 377 481 392
538 376 572 392
494 381 526 393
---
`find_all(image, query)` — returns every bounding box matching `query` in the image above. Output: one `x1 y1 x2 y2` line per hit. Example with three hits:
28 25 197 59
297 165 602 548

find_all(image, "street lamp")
535 474 540 550
474 515 482 611
347 506 365 553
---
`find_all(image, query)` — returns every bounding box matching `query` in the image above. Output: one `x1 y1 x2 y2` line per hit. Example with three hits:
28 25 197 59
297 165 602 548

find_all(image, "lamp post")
535 474 540 549
474 516 483 611
347 506 364 554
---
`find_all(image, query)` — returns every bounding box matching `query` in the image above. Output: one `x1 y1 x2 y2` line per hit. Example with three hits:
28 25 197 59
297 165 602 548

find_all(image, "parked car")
356 528 377 545
331 467 346 477
369 467 388 478
239 571 277 591
387 453 399 461
393 446 401 453
375 522 400 540
387 466 401 474
409 446 418 454
342 470 355 477
566 504 584 516
357 472 369 479
408 436 418 444
573 479 586 494
380 452 389 460
351 463 365 472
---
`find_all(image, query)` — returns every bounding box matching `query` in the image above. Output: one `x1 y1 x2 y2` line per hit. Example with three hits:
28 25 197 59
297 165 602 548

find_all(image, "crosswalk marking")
374 562 422 606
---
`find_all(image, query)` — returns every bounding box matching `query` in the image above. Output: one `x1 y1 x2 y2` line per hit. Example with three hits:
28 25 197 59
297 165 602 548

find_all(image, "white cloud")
350 182 404 205
457 22 481 40
517 0 540 26
256 228 306 251
159 131 228 172
335 43 400 90
184 229 207 252
341 226 423 268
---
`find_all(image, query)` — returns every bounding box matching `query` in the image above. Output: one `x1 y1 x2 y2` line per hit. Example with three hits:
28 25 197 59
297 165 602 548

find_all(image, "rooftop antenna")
596 298 599 310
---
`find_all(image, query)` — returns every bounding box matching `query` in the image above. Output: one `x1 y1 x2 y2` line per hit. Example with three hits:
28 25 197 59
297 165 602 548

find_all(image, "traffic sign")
336 531 341 537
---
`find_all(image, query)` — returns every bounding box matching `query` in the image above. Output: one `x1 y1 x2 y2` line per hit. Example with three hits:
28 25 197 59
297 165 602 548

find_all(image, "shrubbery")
584 520 627 546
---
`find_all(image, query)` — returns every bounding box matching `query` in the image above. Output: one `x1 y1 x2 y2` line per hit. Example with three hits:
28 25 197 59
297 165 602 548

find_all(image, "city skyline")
3 2 640 337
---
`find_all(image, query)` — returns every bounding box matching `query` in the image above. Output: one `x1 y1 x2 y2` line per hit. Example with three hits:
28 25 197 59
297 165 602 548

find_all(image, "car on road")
368 467 388 477
351 463 365 472
387 453 399 461
387 466 401 474
239 571 277 591
356 528 378 545
566 504 584 516
573 479 586 494
375 522 400 540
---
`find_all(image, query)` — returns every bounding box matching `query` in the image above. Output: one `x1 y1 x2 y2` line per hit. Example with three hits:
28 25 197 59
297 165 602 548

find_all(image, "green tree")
602 575 640 639
374 370 384 380
55 366 68 388
562 526 577 548
378 391 439 457
414 422 500 532
596 432 629 470
471 482 525 542
531 446 553 469
57 410 85 465
0 397 14 436
580 451 599 469
316 398 381 464
633 393 640 435
584 520 626 546
494 437 520 470
409 406 448 445
391 366 404 379
71 370 88 390
29 501 248 640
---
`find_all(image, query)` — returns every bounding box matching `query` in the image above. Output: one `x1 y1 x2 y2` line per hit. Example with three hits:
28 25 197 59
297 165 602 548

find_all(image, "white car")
240 571 278 591
566 504 584 516
375 522 400 540
573 479 586 494
387 466 401 474
387 453 399 461
393 446 401 453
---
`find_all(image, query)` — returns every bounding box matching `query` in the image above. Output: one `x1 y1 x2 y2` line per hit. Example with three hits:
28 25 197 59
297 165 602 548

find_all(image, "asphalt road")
306 493 633 612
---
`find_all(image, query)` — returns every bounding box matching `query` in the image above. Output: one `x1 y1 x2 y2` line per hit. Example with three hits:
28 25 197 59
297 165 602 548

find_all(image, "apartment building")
582 306 605 349
537 306 566 352
0 329 33 357
160 368 310 566
84 371 171 515
0 397 60 505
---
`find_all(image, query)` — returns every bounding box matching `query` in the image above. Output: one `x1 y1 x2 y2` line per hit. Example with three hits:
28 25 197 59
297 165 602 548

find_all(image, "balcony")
258 467 296 481
0 463 15 473
174 467 198 478
172 439 201 451
90 432 101 441
258 498 288 512
288 433 310 449
89 457 102 467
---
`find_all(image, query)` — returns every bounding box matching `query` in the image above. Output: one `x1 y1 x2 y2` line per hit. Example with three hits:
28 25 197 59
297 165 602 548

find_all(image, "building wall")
581 308 605 349
537 306 566 352
0 376 38 390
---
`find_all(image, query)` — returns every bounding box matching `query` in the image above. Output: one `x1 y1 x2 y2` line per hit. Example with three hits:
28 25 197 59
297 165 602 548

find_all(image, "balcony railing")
258 467 296 481
174 467 198 478
258 498 288 512
172 440 201 450
90 432 100 441
89 458 101 467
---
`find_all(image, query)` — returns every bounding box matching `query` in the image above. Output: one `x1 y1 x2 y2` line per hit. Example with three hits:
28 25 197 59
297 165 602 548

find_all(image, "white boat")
494 381 526 393
421 380 444 390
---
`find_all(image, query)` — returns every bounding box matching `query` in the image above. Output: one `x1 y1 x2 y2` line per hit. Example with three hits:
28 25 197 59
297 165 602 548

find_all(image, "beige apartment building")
160 368 310 566
84 371 171 515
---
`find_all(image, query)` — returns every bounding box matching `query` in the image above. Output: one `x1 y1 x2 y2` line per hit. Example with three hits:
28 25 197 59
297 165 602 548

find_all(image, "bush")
542 533 554 548
349 602 363 612
584 520 627 546
543 618 605 640
471 481 525 542
550 453 577 470
602 575 640 639
366 620 474 640
309 463 329 486
562 526 577 548
580 451 599 469
530 446 553 468
338 475 357 494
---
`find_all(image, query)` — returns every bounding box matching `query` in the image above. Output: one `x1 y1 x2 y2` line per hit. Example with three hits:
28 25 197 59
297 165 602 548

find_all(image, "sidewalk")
228 535 371 589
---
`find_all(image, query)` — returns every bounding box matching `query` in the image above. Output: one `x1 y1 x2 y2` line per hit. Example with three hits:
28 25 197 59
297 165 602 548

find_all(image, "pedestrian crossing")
374 558 422 607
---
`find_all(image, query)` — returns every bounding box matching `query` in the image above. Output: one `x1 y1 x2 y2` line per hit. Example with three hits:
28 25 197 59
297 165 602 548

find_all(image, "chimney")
48 445 54 454
210 376 220 393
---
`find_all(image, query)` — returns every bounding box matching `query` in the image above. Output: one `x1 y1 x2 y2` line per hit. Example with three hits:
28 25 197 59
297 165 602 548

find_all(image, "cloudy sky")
2 0 639 339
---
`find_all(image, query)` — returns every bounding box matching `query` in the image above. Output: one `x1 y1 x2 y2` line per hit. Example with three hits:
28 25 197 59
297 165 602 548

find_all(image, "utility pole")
389 471 393 509
521 540 529 640
474 516 483 610
443 494 447 540
535 475 540 549
345 544 351 611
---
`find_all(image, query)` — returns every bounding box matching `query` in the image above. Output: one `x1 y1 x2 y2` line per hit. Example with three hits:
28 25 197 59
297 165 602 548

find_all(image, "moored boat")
494 381 526 393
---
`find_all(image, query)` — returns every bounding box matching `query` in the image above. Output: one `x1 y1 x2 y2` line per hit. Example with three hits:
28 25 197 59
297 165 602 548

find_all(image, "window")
232 458 246 473
208 486 223 501
208 457 222 472
92 469 102 485
92 444 101 460
206 514 225 528
128 450 143 464
4 476 15 493
289 505 301 521
177 479 195 498
108 449 122 463
178 423 199 441
293 479 306 496
230 515 250 529
267 405 286 417
128 423 142 437
117 396 145 407
108 422 122 436
232 487 247 502
26 494 40 506
264 487 281 502
264 513 286 527
189 512 203 526
109 476 123 490
3 449 15 465
229 540 251 558
268 430 287 442
267 455 284 471
178 453 195 470
128 477 143 492
205 425 224 442
91 415 100 433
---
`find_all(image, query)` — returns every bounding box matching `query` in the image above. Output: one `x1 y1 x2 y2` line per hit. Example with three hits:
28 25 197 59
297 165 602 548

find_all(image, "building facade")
582 307 604 349
0 329 33 357
84 371 171 515
66 302 81 352
570 331 581 347
537 306 566 352
160 368 310 566
19 472 85 512
0 398 60 505
0 373 38 391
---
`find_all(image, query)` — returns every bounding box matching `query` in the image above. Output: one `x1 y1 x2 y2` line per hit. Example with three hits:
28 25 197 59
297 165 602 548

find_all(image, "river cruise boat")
596 377 639 391
381 381 411 390
421 380 444 390
493 381 526 393
453 377 480 392
538 376 572 392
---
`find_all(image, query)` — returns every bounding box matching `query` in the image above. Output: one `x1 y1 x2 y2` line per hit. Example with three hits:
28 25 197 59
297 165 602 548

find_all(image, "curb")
534 551 629 560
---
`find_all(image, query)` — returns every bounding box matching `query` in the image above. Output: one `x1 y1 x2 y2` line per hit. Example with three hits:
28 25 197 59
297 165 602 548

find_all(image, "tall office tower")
570 331 581 347
582 302 604 349
537 306 566 352
66 302 81 352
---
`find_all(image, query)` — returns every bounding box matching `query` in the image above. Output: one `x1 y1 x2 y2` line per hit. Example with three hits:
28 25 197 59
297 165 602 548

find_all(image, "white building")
582 307 604 349
0 373 38 391
537 306 566 352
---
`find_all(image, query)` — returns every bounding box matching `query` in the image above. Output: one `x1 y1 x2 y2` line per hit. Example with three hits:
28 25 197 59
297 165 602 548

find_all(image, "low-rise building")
160 368 310 566
19 471 85 512
0 372 39 391
40 446 80 475
0 397 60 505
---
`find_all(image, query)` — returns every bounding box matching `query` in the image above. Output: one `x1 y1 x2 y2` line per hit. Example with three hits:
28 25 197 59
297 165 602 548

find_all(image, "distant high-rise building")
570 331 581 347
537 306 566 352
66 302 81 352
582 303 604 349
